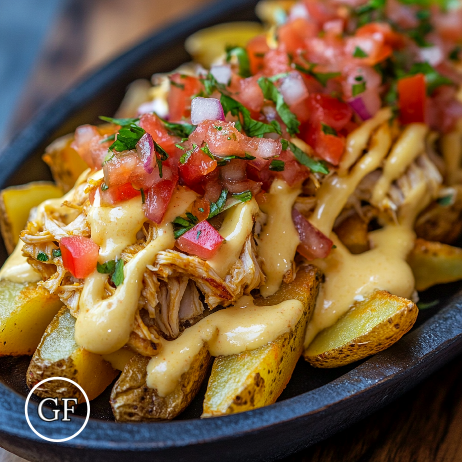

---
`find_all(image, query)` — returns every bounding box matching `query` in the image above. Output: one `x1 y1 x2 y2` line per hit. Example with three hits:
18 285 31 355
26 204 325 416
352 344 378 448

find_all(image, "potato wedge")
0 182 62 254
42 135 88 193
110 347 211 422
256 1 296 25
185 22 264 68
0 280 62 356
408 238 462 291
334 213 370 255
304 290 418 368
202 265 322 417
27 307 118 403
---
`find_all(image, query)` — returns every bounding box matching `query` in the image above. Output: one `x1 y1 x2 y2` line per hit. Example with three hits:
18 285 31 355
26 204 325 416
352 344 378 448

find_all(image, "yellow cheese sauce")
0 240 41 283
75 224 174 355
207 198 259 278
146 298 304 396
258 179 301 297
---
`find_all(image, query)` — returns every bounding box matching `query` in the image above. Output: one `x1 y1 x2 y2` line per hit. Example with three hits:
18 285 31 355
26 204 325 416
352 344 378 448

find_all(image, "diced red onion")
280 73 309 107
136 133 155 174
289 3 309 20
210 65 232 85
348 96 372 121
191 97 225 125
419 46 444 67
292 208 333 260
220 159 247 182
240 137 282 159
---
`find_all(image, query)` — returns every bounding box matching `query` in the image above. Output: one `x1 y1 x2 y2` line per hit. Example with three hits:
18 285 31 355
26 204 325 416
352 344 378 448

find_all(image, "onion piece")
191 97 225 125
292 208 333 260
348 96 372 121
210 65 232 85
136 133 155 174
280 72 309 106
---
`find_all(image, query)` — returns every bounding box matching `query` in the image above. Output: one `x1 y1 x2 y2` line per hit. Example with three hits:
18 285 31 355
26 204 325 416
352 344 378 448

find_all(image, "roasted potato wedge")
408 238 462 291
0 182 62 254
27 307 118 403
185 22 264 67
0 280 62 356
334 213 370 255
42 135 88 193
110 346 211 422
202 265 322 417
256 1 296 25
304 290 418 368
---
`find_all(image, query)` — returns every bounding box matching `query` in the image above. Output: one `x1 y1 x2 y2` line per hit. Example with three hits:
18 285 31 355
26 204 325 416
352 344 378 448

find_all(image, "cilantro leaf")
159 117 196 138
52 249 62 258
208 189 228 218
417 300 439 310
353 46 369 58
173 214 199 239
154 141 169 178
180 144 197 164
321 124 338 136
288 141 329 174
226 46 251 78
97 260 116 274
352 81 367 96
293 64 341 87
437 195 453 206
257 77 300 135
109 124 146 152
233 191 252 202
220 94 282 137
111 259 125 287
99 116 139 126
449 45 462 61
37 252 49 262
269 159 285 171
216 153 256 166
407 62 453 94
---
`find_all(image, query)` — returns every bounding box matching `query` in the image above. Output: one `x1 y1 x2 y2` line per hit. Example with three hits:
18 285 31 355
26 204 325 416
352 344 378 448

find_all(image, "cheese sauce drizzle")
146 298 304 396
258 179 301 297
305 123 432 348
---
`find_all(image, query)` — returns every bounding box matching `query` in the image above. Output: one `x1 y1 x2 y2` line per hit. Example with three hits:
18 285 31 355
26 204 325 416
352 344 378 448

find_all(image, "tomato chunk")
398 73 426 124
143 178 177 224
139 113 178 156
176 220 224 260
60 236 99 279
246 35 269 75
179 146 217 187
168 74 202 122
307 93 353 131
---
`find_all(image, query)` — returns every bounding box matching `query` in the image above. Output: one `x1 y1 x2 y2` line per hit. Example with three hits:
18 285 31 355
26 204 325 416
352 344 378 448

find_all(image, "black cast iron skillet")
1 1 462 460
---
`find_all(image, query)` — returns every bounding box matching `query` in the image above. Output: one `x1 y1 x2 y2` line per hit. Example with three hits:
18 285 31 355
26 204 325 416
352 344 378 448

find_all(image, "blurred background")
0 0 212 151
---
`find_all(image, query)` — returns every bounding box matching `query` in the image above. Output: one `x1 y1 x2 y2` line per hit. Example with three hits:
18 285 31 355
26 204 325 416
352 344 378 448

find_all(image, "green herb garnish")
269 159 285 171
406 62 453 94
321 124 338 136
37 252 49 262
285 140 329 174
352 81 367 96
353 46 369 58
216 153 256 166
226 46 251 78
196 230 202 240
140 188 146 204
417 300 439 310
173 213 199 239
111 259 125 287
159 118 196 138
52 249 62 259
97 260 116 274
233 191 252 202
293 63 341 87
208 189 228 219
437 195 453 206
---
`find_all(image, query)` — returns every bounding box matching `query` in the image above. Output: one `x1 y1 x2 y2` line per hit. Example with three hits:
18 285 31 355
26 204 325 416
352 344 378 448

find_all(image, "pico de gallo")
66 0 462 272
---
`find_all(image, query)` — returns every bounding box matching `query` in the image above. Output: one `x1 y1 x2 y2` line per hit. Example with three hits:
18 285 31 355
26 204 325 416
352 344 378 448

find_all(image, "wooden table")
2 1 462 461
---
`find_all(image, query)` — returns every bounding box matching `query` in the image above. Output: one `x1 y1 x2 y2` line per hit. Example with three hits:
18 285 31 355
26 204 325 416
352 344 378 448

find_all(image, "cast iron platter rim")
1 0 462 459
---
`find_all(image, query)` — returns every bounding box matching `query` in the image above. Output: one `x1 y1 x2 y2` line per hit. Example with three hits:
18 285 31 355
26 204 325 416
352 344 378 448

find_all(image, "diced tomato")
167 73 202 122
292 208 333 260
60 236 99 279
278 149 310 186
104 183 141 206
278 18 319 53
307 93 353 131
191 198 211 222
428 85 462 133
356 23 405 50
176 220 224 260
71 125 112 170
246 35 269 75
139 113 178 156
303 0 338 24
302 122 346 166
103 153 139 187
398 73 426 124
263 49 291 76
189 121 245 156
433 9 462 42
143 178 177 224
232 76 264 113
179 146 217 187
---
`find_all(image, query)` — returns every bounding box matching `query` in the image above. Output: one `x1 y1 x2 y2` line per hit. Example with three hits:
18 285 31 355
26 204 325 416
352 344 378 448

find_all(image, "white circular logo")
24 377 90 443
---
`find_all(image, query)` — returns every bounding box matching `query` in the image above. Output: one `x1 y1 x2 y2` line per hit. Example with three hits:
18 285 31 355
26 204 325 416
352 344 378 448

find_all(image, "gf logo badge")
25 377 90 442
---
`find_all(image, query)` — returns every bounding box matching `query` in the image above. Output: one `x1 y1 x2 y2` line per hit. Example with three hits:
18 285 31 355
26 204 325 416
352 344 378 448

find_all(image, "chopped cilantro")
437 195 453 206
196 230 202 240
100 134 115 144
154 141 169 178
159 117 196 138
220 94 282 137
101 182 109 191
99 116 139 126
258 77 300 135
200 73 227 96
407 11 433 47
269 159 285 172
417 300 439 310
233 191 252 202
180 144 197 164
37 252 49 262
407 62 453 94
200 144 215 160
353 46 369 58
208 189 228 219
449 45 462 61
109 124 146 152
199 207 204 213
352 81 367 96
97 260 116 274
268 72 291 82
173 214 199 239
140 188 146 204
226 46 251 78
321 124 338 136
169 78 185 90
293 63 341 87
52 249 62 259
288 141 330 174
112 259 125 287
216 153 256 166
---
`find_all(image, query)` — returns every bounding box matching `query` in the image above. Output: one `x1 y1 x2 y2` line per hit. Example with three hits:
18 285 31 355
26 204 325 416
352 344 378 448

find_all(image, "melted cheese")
146 298 304 396
161 186 197 225
441 119 462 186
208 199 259 278
75 224 174 355
258 179 301 297
371 124 428 206
0 240 40 283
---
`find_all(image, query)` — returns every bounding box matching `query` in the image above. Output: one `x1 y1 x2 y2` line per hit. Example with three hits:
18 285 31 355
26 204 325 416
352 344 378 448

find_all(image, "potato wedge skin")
110 347 211 422
0 280 63 356
0 182 62 254
202 265 322 417
27 307 117 403
42 135 88 193
409 239 462 291
304 290 418 368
